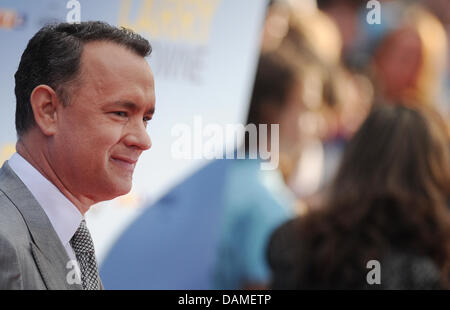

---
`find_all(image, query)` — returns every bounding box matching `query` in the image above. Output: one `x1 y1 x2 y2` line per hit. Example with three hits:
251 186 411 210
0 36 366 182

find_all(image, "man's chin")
101 181 133 201
114 184 133 198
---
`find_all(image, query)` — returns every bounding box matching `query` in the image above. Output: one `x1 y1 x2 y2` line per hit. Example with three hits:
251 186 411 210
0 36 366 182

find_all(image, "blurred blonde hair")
262 0 342 66
289 8 342 66
403 5 448 108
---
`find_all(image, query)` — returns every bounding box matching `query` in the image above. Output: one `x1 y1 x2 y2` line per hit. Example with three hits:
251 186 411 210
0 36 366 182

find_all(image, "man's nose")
124 120 152 151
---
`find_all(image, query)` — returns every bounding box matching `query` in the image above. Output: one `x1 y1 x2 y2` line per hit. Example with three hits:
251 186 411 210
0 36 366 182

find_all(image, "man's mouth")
110 156 137 172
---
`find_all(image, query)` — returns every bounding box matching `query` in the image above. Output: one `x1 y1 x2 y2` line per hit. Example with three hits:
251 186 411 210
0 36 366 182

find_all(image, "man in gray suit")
0 21 155 290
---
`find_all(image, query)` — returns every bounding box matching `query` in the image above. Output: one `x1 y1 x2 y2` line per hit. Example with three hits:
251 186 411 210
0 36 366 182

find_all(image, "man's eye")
114 111 128 117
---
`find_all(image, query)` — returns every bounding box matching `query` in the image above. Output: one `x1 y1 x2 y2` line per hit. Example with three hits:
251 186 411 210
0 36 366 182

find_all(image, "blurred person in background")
211 46 305 290
267 102 450 289
370 3 448 111
214 2 372 289
211 2 336 289
316 0 362 59
314 0 450 189
315 0 449 116
315 0 449 115
264 0 373 202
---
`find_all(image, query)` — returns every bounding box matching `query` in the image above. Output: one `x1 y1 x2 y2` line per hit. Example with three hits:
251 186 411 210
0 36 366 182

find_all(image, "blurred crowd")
102 0 450 290
258 0 450 289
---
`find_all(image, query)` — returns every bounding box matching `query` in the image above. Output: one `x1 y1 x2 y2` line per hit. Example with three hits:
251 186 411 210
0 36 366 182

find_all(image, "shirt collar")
8 153 83 247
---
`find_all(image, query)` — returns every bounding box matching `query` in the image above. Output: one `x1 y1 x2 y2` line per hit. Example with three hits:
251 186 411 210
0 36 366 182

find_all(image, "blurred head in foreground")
268 101 450 289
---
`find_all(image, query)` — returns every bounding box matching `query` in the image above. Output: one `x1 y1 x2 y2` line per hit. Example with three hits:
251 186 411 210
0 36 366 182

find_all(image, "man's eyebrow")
107 101 155 114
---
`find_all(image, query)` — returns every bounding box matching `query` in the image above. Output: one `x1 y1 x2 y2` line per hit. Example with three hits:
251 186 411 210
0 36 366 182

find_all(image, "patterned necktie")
70 219 102 290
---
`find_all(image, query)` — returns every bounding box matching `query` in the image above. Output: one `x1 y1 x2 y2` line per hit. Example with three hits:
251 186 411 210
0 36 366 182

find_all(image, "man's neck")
16 138 93 215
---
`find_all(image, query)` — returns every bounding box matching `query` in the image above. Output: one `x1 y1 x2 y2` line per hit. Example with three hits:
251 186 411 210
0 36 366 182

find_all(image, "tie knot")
70 219 95 253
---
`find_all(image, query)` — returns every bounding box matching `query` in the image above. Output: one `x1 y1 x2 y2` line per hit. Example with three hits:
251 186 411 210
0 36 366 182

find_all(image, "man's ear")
29 85 60 136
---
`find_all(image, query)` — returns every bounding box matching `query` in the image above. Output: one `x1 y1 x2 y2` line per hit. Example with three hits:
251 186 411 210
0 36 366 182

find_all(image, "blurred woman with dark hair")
267 102 450 289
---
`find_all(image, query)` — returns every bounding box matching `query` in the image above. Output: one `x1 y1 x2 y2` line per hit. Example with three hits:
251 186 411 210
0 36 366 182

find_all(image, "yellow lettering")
136 0 158 38
118 0 222 43
196 0 221 42
118 0 134 29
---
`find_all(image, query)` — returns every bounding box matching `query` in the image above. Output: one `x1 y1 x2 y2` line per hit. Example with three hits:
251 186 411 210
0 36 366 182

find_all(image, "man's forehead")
74 41 155 107
82 40 139 58
80 41 152 77
77 41 154 91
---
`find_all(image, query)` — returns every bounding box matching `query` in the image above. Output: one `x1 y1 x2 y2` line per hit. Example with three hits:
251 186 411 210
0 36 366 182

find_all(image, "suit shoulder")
0 190 30 242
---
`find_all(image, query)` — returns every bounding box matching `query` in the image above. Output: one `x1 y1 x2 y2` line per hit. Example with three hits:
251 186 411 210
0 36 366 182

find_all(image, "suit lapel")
0 162 82 290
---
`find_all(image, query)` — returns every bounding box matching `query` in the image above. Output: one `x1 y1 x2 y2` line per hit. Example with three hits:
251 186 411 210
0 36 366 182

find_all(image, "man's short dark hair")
14 21 152 137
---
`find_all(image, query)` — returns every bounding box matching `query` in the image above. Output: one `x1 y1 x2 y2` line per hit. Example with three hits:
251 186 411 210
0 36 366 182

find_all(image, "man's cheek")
99 125 124 142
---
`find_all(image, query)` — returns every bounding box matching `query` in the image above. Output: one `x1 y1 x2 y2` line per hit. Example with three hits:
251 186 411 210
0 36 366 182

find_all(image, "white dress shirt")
8 153 83 261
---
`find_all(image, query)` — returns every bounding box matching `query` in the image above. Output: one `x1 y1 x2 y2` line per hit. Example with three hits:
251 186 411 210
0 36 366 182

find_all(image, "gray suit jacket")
0 161 83 290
